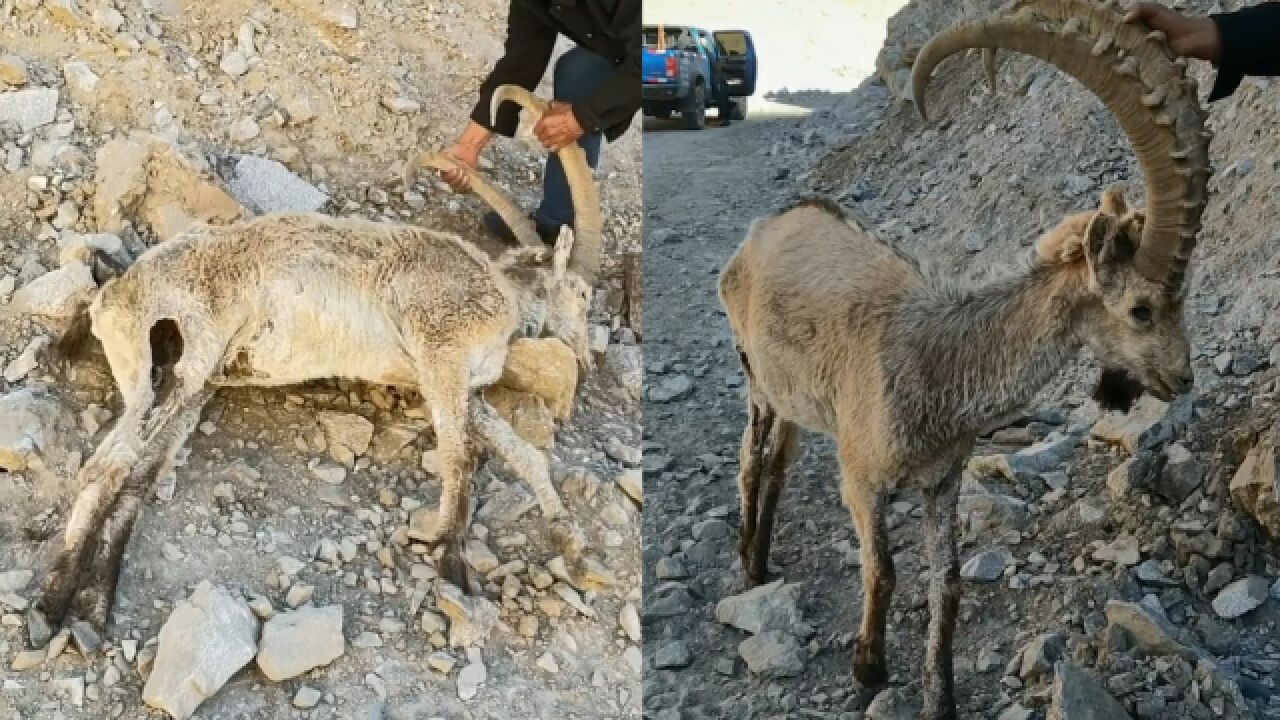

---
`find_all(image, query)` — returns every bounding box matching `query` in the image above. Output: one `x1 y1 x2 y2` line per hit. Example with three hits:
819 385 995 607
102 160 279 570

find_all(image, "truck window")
718 34 748 56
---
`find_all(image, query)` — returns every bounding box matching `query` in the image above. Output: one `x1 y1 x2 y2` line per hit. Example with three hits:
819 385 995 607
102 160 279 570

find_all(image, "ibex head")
1073 187 1192 406
912 0 1214 408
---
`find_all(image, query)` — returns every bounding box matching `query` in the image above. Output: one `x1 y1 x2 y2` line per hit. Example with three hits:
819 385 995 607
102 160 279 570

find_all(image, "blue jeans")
533 47 611 232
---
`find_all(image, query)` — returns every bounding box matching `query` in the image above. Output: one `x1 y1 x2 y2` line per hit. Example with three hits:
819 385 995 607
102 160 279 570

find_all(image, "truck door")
712 30 757 97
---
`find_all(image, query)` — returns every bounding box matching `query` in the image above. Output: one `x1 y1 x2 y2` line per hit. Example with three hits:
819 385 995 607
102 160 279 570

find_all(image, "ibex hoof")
853 654 889 691
26 608 53 650
437 544 479 596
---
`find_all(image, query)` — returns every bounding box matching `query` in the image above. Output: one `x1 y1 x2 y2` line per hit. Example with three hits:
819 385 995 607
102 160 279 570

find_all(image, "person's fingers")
1124 3 1157 22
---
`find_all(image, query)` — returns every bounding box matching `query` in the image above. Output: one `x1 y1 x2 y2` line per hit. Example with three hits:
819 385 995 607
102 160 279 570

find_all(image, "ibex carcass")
718 2 1211 717
25 86 601 647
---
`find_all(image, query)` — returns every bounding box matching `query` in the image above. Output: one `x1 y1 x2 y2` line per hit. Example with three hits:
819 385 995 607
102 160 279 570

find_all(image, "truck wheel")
731 97 748 121
682 83 706 130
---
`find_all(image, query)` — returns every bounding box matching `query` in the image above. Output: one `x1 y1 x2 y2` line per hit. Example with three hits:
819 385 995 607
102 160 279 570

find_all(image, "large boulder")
499 338 579 419
141 582 260 719
483 386 554 449
714 580 804 634
1230 424 1280 539
218 154 329 215
255 605 345 681
1091 395 1192 455
7 263 96 318
0 386 79 477
1048 661 1132 720
93 133 245 239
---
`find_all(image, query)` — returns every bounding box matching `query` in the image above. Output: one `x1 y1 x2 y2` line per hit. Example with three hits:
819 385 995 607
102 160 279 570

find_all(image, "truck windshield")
643 26 690 50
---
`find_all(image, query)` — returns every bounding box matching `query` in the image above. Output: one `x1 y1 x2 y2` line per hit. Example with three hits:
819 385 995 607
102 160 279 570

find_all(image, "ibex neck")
881 257 1091 454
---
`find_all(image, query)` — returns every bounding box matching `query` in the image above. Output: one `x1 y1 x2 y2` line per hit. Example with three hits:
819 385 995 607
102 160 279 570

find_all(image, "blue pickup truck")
642 24 757 129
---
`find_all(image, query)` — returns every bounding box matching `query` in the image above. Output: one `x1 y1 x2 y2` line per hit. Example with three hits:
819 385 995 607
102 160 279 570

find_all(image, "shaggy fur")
28 89 599 646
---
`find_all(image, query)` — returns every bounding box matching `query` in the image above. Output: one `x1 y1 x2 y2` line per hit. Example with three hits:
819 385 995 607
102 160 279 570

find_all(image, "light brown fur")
719 189 1194 718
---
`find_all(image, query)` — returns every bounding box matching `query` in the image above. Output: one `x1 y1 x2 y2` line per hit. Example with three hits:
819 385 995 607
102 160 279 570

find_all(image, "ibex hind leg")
72 385 215 635
29 401 150 646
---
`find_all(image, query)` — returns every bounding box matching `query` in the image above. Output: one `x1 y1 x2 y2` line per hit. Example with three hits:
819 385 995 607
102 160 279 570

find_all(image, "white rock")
616 468 642 505
223 155 329 215
714 580 803 634
0 55 28 86
0 87 58 132
141 582 260 720
436 580 498 648
255 605 345 681
619 602 641 643
381 96 421 114
8 262 96 319
316 411 374 466
61 61 99 102
457 648 486 700
0 570 33 593
220 50 249 77
228 116 260 142
4 336 49 383
961 547 1011 582
1212 576 1269 619
293 686 321 709
57 231 124 267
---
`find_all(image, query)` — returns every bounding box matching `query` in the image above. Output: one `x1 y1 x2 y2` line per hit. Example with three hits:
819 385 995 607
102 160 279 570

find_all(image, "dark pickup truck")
641 24 757 129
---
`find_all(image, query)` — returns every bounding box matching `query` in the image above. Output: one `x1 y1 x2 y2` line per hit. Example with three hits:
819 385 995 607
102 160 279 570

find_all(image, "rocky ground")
643 0 1280 718
0 1 641 718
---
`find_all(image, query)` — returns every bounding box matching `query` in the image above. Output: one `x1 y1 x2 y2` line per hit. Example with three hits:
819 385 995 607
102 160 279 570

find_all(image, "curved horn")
492 84 603 285
911 0 1211 293
404 151 543 248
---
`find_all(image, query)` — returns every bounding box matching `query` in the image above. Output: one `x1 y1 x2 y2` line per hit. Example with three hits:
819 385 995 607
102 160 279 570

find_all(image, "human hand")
439 121 492 192
533 101 584 152
1125 3 1222 63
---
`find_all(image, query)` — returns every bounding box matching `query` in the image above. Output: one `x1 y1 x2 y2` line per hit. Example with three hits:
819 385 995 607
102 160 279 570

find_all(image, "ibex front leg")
417 364 480 594
921 465 962 720
839 456 894 695
735 398 772 585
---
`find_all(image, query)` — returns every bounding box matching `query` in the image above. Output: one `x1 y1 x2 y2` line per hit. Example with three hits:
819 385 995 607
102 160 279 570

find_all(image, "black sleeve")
1208 2 1280 101
571 0 641 135
471 2 558 136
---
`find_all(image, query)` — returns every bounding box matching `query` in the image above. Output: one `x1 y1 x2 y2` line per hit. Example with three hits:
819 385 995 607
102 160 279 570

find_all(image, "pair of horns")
913 0 1212 294
403 85 603 285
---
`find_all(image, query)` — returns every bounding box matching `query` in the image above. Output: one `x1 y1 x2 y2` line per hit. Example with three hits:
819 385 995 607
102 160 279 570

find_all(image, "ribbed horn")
911 0 1211 294
404 151 542 248
491 84 603 285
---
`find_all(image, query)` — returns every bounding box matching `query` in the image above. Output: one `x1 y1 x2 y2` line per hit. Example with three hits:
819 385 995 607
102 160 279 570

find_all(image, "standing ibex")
718 1 1210 717
24 86 600 649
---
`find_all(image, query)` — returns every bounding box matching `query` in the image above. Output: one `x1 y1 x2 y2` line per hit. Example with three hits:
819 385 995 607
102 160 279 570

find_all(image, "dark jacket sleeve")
1209 2 1280 101
471 2 558 136
571 1 641 136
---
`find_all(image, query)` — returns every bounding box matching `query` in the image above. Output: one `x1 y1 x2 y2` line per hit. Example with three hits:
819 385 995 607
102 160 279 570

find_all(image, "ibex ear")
1084 211 1135 267
552 225 575 282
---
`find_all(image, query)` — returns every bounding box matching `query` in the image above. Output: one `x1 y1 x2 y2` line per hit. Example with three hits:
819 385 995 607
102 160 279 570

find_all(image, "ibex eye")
1130 305 1152 325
